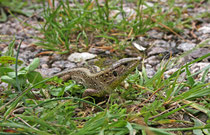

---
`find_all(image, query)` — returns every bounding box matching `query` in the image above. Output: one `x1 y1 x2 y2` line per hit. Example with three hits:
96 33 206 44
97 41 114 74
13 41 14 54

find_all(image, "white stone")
198 26 210 34
132 42 146 51
67 52 97 63
177 43 196 52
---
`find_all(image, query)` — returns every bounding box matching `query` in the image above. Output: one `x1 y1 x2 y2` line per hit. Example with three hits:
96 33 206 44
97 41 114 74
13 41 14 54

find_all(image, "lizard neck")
92 57 140 90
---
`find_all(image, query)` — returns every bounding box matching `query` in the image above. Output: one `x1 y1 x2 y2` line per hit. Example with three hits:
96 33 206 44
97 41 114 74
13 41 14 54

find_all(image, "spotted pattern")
54 57 140 97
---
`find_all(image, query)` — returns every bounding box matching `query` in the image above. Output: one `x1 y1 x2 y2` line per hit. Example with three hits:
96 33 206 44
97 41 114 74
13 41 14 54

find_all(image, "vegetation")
0 0 209 134
0 0 43 22
36 0 210 53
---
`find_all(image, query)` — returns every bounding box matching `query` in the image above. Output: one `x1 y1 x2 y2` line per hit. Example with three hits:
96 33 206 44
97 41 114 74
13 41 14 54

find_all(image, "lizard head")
97 57 141 90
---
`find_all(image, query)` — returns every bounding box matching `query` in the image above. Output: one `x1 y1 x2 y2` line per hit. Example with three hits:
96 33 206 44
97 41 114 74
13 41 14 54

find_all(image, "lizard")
51 57 141 97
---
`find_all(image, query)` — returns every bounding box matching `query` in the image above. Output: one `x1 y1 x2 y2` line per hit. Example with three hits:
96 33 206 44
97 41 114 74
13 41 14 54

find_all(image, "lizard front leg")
82 89 100 108
82 88 108 108
82 88 103 97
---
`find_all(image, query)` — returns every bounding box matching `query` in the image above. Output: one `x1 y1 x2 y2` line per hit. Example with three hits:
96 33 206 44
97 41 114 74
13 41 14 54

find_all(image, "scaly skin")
52 57 141 97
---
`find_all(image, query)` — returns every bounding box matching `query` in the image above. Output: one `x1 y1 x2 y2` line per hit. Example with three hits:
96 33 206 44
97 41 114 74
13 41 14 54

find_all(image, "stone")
19 42 28 49
52 60 76 68
189 48 210 59
38 67 61 77
110 7 136 22
148 47 167 56
0 82 8 89
190 62 210 82
164 68 178 78
145 56 160 66
136 37 150 47
19 50 37 62
146 67 156 78
51 53 63 61
177 42 196 52
147 30 163 39
39 56 50 65
170 41 176 48
68 52 97 63
198 26 210 34
88 47 105 54
153 40 170 48
41 64 49 69
132 42 146 51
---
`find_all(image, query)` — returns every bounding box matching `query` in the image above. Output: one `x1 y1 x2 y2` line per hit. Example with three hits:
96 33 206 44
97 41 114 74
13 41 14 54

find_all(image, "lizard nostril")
113 71 118 76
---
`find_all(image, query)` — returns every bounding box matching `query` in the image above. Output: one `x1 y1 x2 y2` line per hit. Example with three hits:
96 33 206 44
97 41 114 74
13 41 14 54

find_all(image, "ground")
0 0 209 135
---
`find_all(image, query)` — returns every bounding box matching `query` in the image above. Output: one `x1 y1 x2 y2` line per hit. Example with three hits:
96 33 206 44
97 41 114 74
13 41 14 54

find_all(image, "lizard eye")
113 71 118 76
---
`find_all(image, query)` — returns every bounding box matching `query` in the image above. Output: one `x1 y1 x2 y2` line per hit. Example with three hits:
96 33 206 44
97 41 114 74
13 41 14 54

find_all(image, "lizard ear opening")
113 71 118 76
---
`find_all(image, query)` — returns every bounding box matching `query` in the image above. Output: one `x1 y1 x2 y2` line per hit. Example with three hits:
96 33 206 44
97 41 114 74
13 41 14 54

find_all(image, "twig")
15 115 38 130
149 104 177 119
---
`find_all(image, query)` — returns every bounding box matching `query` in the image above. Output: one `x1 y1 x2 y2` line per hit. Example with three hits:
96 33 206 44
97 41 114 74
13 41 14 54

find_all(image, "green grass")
35 0 152 53
34 0 210 53
0 39 209 134
0 0 44 22
0 0 210 134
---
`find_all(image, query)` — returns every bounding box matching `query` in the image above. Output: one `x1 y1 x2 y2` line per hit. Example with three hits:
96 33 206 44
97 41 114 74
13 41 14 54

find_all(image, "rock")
142 2 154 9
88 47 105 54
41 64 49 69
177 42 196 52
51 61 66 68
19 42 28 49
123 7 136 18
110 7 136 22
52 60 76 69
145 64 156 78
105 50 111 55
145 2 154 7
164 68 178 78
0 82 8 90
189 48 210 60
38 67 61 77
0 44 7 51
1 25 9 35
132 42 146 51
50 53 63 61
145 56 160 66
137 37 150 47
177 55 193 64
148 47 167 56
147 30 163 39
124 48 140 57
11 22 17 28
153 40 170 48
27 29 36 35
19 50 37 61
68 52 97 63
64 62 77 69
198 34 210 40
170 41 176 48
145 64 152 68
18 32 27 37
190 63 210 82
198 25 210 34
39 56 50 65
